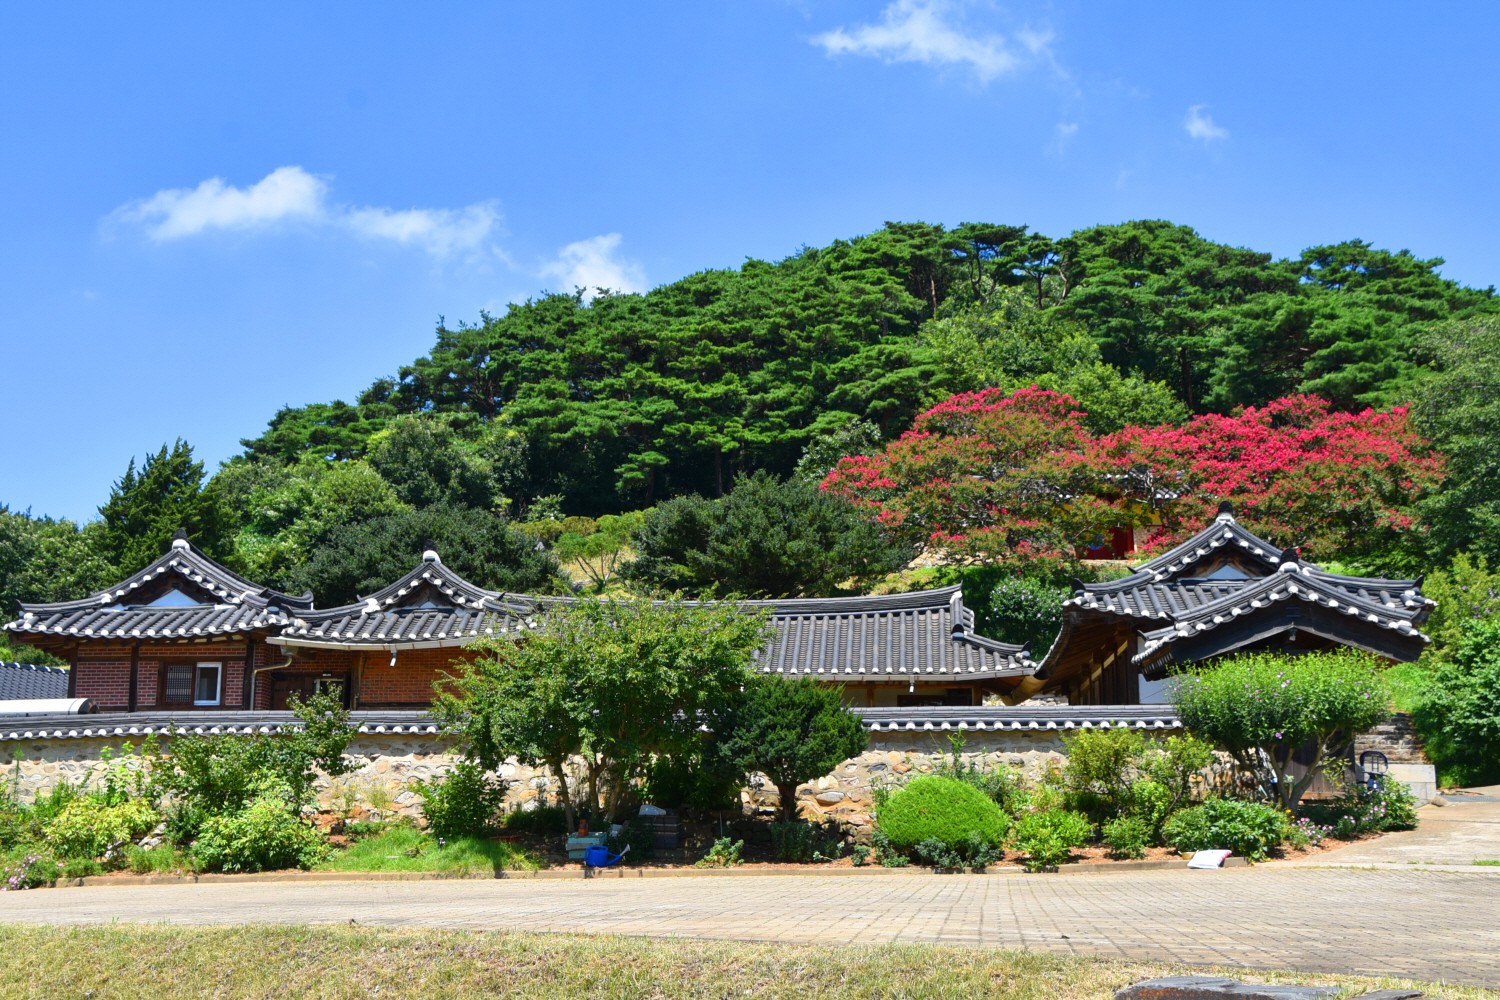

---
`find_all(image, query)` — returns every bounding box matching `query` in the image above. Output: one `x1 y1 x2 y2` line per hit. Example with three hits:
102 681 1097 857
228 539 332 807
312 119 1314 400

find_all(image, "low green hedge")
1162 798 1290 862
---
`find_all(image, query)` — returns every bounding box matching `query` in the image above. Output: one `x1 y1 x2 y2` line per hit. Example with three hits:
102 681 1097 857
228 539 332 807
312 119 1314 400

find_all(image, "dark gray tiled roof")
1031 509 1433 686
1129 508 1285 580
0 709 444 741
276 558 1031 683
7 538 308 641
8 602 290 641
1134 560 1430 669
0 662 69 701
855 704 1181 732
0 706 1180 740
275 553 534 648
1072 572 1429 622
749 586 1032 683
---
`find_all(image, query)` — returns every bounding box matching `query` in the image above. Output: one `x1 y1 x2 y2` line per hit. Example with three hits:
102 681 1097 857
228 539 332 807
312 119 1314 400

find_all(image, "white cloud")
1184 104 1229 142
110 166 499 258
539 234 646 301
1049 120 1079 154
345 204 499 258
812 0 1043 83
115 166 326 240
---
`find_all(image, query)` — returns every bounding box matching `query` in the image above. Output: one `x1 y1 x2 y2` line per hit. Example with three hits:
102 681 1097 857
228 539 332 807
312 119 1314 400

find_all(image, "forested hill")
240 220 1496 517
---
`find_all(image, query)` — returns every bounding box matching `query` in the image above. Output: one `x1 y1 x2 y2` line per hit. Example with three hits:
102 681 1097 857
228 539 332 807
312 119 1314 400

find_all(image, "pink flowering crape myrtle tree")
824 387 1443 573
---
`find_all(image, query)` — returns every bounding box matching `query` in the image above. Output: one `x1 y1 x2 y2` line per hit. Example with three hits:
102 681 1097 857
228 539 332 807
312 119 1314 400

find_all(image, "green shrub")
2 848 61 891
851 844 871 866
1062 728 1145 821
501 805 569 836
875 776 1010 864
45 798 158 863
769 820 845 863
124 843 187 875
714 675 869 822
1102 816 1151 860
29 781 81 828
912 838 959 869
1013 809 1092 871
151 692 356 840
1126 779 1172 837
868 828 909 867
58 856 104 879
1173 651 1389 812
1137 734 1215 812
1305 776 1419 837
1162 799 1291 861
934 733 1023 810
414 760 507 840
694 837 744 868
1412 617 1500 786
189 785 328 874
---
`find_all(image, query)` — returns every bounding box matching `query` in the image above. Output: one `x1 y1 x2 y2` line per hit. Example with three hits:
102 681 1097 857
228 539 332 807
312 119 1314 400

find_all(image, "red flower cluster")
822 388 1443 568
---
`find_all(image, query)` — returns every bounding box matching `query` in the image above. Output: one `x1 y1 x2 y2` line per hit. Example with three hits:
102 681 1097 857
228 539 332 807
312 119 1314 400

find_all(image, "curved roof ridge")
1130 510 1284 580
1300 565 1426 592
18 539 311 615
1132 565 1430 669
293 557 531 624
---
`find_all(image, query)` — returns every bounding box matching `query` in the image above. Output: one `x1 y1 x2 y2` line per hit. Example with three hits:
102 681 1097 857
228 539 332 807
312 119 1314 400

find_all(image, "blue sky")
4 2 1498 522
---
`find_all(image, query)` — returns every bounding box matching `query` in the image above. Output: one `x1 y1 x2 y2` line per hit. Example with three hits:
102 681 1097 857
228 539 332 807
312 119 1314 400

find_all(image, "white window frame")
193 661 223 707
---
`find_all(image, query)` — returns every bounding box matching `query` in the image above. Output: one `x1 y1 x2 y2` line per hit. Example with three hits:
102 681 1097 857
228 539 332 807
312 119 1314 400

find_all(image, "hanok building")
1022 502 1435 705
262 545 536 709
6 534 311 711
6 541 1034 712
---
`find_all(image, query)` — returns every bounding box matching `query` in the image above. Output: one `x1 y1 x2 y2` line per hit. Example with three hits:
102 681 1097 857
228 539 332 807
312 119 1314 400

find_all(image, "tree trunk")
550 758 576 833
777 782 800 823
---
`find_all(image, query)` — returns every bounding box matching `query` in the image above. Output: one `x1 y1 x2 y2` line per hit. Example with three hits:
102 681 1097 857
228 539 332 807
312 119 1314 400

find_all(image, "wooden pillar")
66 645 77 699
352 652 365 710
242 637 255 708
127 643 140 712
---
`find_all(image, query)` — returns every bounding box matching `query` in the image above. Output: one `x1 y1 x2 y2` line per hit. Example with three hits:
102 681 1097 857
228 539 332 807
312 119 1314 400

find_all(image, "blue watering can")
583 843 631 869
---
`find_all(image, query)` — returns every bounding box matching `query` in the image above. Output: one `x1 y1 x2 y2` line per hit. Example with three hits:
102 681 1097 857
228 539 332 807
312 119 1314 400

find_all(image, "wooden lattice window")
161 662 222 707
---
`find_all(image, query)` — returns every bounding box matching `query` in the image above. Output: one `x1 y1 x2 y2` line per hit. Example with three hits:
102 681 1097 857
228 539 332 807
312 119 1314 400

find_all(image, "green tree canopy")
1172 650 1390 812
96 440 233 574
712 675 868 822
626 471 911 598
1414 316 1500 565
438 597 769 827
285 504 564 605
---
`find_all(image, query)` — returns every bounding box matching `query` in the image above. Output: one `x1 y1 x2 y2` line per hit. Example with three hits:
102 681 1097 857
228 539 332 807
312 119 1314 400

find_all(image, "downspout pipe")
249 653 297 711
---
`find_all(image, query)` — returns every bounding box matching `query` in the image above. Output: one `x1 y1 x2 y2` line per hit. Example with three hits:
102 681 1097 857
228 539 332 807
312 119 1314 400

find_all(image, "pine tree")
97 440 232 573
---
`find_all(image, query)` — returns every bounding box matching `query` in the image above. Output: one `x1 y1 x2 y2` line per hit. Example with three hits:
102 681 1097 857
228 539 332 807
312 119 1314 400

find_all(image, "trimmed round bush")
875 776 1010 862
1162 798 1291 862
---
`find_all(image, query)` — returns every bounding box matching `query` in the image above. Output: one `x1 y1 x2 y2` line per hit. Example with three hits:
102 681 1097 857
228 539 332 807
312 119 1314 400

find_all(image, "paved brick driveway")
3 866 1498 986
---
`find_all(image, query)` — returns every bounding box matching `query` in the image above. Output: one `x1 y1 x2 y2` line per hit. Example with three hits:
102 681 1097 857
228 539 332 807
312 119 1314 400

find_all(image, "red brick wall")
69 639 479 711
73 639 262 710
358 647 475 707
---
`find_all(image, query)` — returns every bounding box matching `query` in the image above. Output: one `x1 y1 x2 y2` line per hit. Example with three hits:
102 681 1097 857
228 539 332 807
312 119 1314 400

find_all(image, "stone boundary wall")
0 720 1436 833
0 728 1074 831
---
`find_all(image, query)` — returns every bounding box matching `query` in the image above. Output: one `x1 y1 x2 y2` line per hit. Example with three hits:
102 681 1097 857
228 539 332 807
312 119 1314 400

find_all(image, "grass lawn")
318 825 539 875
0 925 1495 1000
